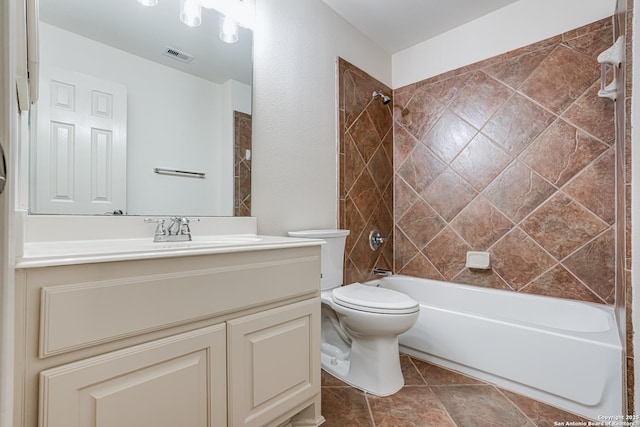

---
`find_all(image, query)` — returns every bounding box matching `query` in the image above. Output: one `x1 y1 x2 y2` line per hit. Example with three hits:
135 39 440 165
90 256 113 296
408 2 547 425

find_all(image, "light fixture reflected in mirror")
180 0 202 27
219 15 238 43
136 0 254 40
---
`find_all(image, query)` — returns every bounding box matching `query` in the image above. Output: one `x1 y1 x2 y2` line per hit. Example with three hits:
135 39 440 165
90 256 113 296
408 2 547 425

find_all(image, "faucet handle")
144 218 166 237
177 217 199 235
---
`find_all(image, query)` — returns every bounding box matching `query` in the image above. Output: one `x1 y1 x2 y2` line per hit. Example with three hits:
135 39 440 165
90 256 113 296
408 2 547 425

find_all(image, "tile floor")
320 355 591 427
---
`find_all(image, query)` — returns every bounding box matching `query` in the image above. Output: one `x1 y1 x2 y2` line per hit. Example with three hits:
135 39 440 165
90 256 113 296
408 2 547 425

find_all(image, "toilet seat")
332 284 419 314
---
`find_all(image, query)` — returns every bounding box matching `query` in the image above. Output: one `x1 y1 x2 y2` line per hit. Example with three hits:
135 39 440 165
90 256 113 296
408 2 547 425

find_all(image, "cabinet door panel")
39 324 226 427
228 298 320 427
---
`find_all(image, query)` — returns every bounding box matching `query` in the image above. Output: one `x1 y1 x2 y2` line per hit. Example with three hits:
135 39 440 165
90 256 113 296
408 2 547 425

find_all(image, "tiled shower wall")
393 18 616 305
234 111 252 216
616 0 634 414
338 59 394 284
338 14 632 415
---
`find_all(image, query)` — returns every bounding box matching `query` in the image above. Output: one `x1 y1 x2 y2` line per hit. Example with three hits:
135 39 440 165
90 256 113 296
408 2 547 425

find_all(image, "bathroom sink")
18 234 322 268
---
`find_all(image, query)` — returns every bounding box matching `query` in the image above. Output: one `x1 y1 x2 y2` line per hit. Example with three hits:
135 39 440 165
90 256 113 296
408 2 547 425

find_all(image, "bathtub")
372 275 622 420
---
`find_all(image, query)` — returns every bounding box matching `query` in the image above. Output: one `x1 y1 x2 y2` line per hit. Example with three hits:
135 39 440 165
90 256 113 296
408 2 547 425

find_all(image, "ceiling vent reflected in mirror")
162 46 194 63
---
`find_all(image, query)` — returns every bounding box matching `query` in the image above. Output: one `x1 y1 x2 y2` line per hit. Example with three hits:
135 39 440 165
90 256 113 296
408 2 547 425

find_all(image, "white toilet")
288 229 419 396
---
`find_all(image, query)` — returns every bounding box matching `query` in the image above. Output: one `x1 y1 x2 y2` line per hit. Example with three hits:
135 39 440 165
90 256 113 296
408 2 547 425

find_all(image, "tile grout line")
493 386 540 427
363 391 376 427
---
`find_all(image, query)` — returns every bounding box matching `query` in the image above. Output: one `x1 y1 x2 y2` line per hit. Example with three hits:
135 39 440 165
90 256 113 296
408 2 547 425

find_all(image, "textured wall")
252 0 391 236
393 18 616 304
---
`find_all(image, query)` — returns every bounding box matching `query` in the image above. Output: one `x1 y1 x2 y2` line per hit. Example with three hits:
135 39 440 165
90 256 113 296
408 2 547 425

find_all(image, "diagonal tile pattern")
339 59 395 283
390 18 615 303
321 356 591 427
338 11 631 415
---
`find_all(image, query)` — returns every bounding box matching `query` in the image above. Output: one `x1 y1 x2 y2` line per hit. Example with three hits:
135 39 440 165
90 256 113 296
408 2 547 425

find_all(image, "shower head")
372 91 391 105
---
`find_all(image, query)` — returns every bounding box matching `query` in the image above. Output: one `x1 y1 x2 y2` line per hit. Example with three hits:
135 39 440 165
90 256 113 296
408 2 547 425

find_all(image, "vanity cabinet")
39 324 228 427
14 245 323 427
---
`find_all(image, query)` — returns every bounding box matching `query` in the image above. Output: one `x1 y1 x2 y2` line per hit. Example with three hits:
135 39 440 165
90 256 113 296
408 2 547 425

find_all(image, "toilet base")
320 335 404 396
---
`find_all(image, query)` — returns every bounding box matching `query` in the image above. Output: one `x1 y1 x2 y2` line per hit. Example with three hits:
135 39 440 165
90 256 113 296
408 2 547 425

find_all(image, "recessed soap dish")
466 251 490 269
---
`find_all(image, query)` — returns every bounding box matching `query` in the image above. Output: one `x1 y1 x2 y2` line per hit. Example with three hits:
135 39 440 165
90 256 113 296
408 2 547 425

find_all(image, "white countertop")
16 235 324 268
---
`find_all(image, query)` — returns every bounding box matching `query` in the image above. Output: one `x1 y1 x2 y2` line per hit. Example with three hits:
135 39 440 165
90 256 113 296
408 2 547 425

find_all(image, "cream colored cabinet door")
39 324 227 427
227 298 320 427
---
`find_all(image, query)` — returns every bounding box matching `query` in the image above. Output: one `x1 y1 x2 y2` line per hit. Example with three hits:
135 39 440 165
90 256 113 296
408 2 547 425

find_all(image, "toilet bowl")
288 229 419 396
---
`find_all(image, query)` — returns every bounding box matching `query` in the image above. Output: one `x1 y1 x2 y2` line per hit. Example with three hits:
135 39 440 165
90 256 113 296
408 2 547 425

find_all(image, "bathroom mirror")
30 0 253 216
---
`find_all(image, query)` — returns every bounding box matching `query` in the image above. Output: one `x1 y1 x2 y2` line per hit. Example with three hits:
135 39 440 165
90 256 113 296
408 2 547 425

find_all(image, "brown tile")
449 71 513 129
562 79 615 145
422 169 478 222
423 227 471 280
368 200 394 243
563 148 615 225
400 355 427 386
342 69 374 130
562 19 614 60
563 229 615 304
348 111 383 164
451 268 512 291
394 227 421 271
398 253 444 281
394 126 420 167
381 175 394 219
520 192 608 260
397 199 446 249
450 133 513 191
433 385 535 427
411 359 483 386
482 162 556 223
394 176 419 219
425 72 475 105
341 59 390 130
520 119 608 187
500 389 590 427
450 196 513 250
367 145 393 194
345 196 366 256
321 369 350 387
381 125 394 161
367 386 455 427
627 272 633 353
421 110 477 163
397 143 447 195
519 45 600 114
321 386 374 427
483 46 555 89
490 227 556 290
523 265 603 303
628 357 635 417
349 224 382 278
343 133 366 194
348 169 378 223
396 86 446 141
482 94 555 156
366 97 393 140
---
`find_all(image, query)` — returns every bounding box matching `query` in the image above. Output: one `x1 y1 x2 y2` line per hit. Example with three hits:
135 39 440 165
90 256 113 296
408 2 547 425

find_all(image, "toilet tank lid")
288 229 350 238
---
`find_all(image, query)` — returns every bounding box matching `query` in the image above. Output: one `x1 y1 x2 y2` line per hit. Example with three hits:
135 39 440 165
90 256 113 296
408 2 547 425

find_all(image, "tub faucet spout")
372 268 392 277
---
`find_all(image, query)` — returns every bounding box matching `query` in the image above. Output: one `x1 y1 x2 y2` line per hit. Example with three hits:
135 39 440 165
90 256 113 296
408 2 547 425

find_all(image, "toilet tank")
287 229 350 290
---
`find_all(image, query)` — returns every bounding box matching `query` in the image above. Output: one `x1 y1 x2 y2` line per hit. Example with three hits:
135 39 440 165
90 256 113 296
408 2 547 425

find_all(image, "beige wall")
252 0 391 236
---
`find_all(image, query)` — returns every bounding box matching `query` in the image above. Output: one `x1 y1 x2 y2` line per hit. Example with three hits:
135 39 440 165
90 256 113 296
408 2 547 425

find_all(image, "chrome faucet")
145 217 199 242
372 267 392 277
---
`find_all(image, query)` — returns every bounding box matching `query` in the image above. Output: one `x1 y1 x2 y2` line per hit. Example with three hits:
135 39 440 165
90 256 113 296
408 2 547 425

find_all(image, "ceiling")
322 0 521 53
39 0 253 85
39 0 521 83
